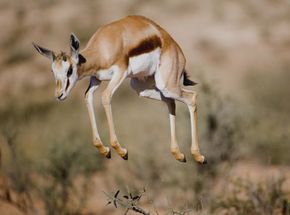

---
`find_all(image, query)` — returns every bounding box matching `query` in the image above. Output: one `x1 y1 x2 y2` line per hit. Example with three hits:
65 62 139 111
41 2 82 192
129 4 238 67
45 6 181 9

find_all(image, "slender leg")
154 46 206 164
85 76 111 158
181 89 206 164
156 84 206 164
102 68 128 159
130 78 186 162
165 99 186 162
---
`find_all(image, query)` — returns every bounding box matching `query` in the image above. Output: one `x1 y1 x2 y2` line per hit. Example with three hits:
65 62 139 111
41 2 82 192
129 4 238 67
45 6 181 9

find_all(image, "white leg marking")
85 76 110 156
188 104 206 163
102 67 128 158
139 89 162 100
85 77 101 139
188 105 199 152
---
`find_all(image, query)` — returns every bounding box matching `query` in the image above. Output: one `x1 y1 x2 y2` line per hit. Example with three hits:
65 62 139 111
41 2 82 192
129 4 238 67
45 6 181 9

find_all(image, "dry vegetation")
0 0 290 214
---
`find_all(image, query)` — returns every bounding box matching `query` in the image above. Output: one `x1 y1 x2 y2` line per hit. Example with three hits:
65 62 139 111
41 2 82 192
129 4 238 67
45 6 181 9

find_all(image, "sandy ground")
1 0 290 214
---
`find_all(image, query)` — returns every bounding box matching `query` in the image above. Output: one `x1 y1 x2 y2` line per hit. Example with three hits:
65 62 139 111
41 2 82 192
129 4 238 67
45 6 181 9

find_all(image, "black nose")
57 93 63 99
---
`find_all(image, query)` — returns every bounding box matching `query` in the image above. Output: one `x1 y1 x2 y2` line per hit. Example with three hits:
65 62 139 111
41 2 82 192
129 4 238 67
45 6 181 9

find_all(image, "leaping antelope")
33 15 206 164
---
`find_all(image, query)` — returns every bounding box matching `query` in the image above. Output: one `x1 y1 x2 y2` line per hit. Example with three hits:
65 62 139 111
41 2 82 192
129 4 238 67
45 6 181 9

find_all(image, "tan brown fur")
36 16 206 163
78 16 171 77
54 52 72 69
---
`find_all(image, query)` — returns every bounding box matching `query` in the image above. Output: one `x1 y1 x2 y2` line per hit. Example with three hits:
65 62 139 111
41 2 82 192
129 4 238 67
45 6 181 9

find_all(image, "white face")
33 33 85 101
51 57 78 101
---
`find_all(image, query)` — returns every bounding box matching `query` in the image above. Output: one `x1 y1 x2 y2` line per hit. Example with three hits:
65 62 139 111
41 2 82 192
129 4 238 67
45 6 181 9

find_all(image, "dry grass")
0 0 290 214
213 177 290 215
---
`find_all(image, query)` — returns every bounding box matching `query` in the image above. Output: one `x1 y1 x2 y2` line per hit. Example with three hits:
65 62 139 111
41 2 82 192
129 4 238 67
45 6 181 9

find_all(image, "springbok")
33 15 206 164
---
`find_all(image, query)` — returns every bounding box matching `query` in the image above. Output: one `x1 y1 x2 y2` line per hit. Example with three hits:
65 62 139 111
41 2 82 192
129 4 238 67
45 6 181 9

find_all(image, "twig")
103 189 150 215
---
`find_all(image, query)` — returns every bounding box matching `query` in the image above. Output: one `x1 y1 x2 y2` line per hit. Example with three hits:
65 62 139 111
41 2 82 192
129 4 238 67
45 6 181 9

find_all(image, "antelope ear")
32 42 55 61
70 33 80 57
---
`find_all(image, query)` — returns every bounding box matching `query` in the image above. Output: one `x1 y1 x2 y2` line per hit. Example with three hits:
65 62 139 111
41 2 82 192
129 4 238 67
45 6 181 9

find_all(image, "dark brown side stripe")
65 79 70 91
128 35 162 57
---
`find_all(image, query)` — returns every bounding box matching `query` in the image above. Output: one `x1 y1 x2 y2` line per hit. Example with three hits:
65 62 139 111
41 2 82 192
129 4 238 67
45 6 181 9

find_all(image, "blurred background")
0 0 290 214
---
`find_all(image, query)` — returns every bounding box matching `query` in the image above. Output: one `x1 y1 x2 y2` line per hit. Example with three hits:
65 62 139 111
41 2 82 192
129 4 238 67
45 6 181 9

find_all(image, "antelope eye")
67 66 73 77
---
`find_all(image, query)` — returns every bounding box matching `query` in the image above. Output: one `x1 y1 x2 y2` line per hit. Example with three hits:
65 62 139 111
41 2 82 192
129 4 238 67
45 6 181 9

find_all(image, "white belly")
128 48 160 79
96 65 117 81
95 48 160 81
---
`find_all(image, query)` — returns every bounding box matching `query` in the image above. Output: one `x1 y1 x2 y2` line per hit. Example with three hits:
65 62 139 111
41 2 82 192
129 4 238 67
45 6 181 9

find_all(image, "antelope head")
33 33 86 101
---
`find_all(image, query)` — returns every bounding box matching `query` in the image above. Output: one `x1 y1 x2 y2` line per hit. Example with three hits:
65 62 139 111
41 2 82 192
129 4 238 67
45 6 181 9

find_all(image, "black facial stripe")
67 66 73 77
65 79 70 91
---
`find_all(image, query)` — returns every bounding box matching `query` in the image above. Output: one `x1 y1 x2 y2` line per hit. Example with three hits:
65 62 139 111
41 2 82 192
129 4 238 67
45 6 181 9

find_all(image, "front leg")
102 67 128 160
85 76 111 158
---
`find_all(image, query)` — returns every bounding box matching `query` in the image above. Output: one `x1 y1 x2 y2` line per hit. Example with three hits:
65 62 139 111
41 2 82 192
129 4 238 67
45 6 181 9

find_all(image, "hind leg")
157 87 206 164
166 98 186 162
155 50 206 164
131 78 186 162
180 89 206 164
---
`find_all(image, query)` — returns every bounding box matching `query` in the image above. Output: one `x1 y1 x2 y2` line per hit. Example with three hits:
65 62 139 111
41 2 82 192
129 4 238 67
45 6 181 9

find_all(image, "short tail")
183 70 197 86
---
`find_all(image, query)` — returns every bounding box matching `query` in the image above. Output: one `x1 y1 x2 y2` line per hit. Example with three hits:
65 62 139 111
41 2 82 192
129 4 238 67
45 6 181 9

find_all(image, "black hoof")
122 151 128 160
198 158 208 165
105 149 111 159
